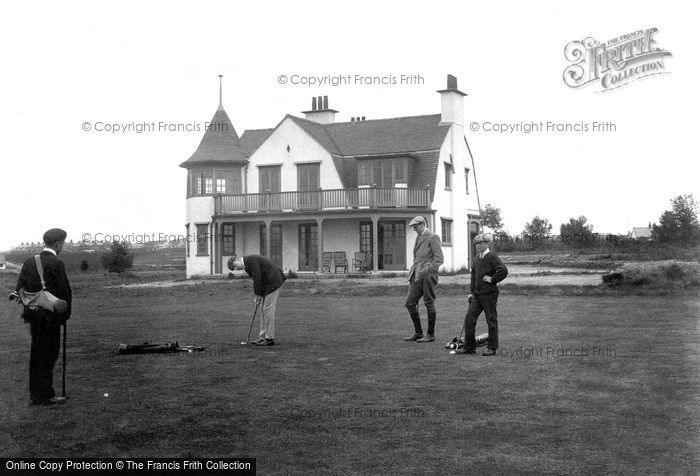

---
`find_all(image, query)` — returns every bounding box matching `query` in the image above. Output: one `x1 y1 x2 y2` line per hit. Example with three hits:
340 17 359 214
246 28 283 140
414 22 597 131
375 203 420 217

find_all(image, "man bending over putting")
457 233 508 356
228 255 286 346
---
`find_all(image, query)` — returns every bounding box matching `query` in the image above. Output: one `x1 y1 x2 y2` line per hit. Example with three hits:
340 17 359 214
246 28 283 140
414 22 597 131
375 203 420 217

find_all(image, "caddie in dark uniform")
404 216 444 343
15 228 72 405
457 233 508 356
228 254 286 346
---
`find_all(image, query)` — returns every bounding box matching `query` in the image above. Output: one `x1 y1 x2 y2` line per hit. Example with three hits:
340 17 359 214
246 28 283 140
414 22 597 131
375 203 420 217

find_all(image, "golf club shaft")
246 302 260 343
62 322 67 397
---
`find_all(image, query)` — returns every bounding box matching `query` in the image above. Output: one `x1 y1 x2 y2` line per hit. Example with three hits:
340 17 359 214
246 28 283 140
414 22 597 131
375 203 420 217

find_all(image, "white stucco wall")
185 197 215 277
429 124 479 272
246 118 343 193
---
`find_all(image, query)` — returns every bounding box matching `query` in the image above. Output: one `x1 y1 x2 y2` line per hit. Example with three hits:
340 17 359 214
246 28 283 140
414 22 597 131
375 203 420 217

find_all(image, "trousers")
259 289 279 340
464 293 499 351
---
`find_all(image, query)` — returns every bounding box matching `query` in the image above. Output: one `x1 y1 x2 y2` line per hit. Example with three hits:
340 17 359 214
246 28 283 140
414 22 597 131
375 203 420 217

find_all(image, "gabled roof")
326 114 450 156
180 107 248 167
240 128 274 155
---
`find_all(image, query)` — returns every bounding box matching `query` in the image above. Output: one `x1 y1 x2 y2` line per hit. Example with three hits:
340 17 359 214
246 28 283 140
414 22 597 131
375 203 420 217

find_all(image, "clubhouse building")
181 75 482 277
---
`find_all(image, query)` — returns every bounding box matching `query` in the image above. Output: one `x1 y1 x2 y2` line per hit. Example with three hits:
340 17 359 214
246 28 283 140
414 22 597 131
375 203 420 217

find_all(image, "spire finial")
218 74 223 107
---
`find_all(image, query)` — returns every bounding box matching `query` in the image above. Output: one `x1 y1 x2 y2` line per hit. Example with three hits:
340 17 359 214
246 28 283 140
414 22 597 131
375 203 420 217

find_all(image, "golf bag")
118 342 205 355
445 332 489 350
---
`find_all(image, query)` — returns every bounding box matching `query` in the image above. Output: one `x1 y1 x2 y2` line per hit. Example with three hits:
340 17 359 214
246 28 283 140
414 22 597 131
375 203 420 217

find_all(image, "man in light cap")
15 228 72 405
404 216 444 342
457 233 508 356
228 254 286 346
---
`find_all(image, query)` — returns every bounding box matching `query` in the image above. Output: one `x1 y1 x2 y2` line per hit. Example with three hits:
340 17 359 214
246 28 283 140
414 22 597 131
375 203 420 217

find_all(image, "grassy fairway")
0 274 698 474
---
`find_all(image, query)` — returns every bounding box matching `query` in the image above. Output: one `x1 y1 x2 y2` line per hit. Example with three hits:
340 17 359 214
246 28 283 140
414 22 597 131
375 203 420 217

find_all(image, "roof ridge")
330 113 442 125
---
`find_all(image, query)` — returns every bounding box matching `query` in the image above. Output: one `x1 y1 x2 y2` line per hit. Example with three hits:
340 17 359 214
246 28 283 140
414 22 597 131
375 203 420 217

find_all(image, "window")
205 178 213 194
360 221 373 269
196 224 209 256
259 165 281 193
465 168 470 194
444 163 453 190
185 224 190 257
222 223 235 255
297 163 320 191
259 225 267 256
270 224 283 266
357 158 409 187
441 218 453 245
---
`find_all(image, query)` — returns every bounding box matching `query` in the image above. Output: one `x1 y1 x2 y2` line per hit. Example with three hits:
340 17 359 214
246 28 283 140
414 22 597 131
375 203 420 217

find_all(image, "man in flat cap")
228 254 286 346
15 228 72 405
404 216 444 342
457 233 508 356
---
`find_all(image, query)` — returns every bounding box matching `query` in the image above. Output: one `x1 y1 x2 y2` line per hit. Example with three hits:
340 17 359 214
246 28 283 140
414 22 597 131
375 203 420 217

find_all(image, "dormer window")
188 168 242 196
357 157 409 187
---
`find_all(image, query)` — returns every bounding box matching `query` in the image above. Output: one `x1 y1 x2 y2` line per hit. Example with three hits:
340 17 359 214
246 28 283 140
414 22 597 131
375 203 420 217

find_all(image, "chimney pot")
323 95 328 110
317 96 323 110
447 74 458 89
312 97 317 111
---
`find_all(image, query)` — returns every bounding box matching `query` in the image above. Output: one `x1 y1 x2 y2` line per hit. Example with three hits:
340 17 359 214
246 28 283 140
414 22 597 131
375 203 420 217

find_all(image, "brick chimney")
437 74 466 126
302 95 338 124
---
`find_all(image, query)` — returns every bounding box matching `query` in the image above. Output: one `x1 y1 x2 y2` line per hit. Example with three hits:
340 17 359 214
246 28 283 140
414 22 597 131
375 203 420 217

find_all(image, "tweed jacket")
407 229 444 283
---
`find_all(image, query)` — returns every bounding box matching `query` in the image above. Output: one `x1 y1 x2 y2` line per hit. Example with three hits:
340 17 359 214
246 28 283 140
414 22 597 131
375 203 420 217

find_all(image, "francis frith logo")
563 28 672 92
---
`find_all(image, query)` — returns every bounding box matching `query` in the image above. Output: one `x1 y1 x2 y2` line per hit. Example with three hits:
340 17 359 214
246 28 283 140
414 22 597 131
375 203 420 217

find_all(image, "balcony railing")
214 188 431 214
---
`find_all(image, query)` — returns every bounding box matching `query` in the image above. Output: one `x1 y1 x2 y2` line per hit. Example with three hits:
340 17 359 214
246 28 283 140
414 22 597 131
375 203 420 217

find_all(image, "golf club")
241 301 260 345
450 316 467 355
62 321 67 398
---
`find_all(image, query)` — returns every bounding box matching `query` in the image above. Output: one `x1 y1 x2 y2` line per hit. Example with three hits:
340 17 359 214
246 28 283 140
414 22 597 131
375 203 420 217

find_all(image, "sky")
1 1 697 251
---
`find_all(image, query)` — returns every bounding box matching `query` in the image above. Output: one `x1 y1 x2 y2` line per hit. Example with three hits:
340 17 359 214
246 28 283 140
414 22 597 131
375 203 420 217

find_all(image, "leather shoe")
482 348 497 356
416 334 435 342
455 348 476 355
33 396 66 406
252 338 275 346
404 333 423 341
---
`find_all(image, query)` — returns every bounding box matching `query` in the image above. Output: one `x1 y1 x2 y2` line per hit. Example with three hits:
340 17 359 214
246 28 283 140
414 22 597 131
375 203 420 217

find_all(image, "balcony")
214 187 431 215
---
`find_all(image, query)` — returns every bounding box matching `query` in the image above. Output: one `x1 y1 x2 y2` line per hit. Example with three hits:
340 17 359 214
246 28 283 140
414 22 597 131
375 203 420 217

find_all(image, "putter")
242 302 260 345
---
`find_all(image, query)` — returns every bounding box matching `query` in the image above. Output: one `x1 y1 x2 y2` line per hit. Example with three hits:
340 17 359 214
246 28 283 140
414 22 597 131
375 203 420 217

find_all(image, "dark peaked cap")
43 228 67 246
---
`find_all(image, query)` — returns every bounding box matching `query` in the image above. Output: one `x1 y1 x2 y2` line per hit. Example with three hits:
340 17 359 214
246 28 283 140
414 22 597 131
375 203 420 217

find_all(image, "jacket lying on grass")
470 250 508 295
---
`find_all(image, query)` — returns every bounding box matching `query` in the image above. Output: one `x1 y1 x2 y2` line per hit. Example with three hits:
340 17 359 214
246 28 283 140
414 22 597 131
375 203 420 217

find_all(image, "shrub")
80 260 90 272
602 261 700 289
101 242 134 274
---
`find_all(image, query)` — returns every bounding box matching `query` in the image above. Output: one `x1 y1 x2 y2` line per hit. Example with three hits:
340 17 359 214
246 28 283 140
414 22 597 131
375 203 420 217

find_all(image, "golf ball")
104 393 109 397
450 350 456 355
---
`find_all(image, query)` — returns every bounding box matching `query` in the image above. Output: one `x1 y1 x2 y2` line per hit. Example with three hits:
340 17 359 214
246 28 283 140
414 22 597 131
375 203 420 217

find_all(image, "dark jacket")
243 254 286 297
16 251 72 319
470 250 508 295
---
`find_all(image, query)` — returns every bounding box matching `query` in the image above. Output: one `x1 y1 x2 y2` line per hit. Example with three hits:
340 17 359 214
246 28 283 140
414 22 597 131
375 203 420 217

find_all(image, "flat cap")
43 228 67 246
408 216 426 227
473 233 493 243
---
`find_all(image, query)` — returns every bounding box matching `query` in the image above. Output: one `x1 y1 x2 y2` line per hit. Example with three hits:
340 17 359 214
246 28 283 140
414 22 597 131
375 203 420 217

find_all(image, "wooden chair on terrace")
333 251 348 273
352 252 368 273
322 252 333 273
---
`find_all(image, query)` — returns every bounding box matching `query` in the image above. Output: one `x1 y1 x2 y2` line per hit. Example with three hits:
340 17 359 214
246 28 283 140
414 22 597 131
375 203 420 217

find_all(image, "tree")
101 241 134 273
560 215 594 247
481 203 503 233
652 194 700 245
524 216 552 246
